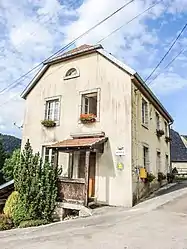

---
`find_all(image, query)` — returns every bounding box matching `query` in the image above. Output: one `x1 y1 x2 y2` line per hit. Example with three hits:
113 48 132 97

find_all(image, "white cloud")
0 0 187 136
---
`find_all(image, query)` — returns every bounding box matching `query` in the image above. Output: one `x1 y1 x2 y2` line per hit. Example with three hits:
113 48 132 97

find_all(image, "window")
143 146 149 170
164 121 168 136
43 147 56 165
82 92 97 116
156 151 161 172
45 99 60 122
156 112 160 130
142 99 148 127
61 151 85 179
64 68 79 79
165 154 169 173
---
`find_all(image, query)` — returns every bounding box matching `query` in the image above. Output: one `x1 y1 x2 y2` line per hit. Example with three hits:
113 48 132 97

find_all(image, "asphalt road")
1 186 187 249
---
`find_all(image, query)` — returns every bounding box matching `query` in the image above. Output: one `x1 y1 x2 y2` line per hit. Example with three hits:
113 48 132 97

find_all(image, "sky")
0 0 187 138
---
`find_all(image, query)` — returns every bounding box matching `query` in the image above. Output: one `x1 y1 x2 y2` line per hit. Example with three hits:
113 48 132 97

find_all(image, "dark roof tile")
170 129 187 162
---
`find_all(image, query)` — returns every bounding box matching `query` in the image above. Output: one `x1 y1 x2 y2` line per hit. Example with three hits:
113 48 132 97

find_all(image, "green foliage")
158 172 166 182
167 173 175 183
2 149 21 181
41 120 56 127
12 198 30 226
0 138 6 184
146 172 156 183
0 214 13 231
19 219 48 228
0 133 21 154
13 140 58 226
3 191 19 218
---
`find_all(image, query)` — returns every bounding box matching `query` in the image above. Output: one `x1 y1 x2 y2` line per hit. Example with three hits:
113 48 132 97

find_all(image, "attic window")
64 68 79 79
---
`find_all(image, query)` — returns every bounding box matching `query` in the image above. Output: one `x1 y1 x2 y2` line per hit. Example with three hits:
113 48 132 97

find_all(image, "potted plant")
158 172 166 182
156 129 164 137
146 172 156 183
80 113 96 124
165 136 172 143
41 120 56 127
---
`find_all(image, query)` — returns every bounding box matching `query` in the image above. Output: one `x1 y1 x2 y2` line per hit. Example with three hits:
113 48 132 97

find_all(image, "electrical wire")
144 23 187 82
0 0 135 95
97 0 162 44
147 48 186 86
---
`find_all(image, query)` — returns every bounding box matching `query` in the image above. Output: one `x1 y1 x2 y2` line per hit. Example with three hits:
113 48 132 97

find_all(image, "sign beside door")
115 148 125 156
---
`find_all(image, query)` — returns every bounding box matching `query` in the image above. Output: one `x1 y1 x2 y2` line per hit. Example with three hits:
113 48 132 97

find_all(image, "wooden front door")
88 152 96 198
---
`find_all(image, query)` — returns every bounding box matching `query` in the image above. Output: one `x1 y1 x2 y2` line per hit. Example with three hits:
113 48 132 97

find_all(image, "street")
1 186 187 249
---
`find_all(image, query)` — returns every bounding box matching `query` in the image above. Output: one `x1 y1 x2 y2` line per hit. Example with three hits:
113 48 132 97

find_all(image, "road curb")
132 186 187 212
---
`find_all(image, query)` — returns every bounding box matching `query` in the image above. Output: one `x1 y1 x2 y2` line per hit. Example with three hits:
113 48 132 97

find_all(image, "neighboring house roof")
170 129 187 162
0 179 14 190
21 44 173 122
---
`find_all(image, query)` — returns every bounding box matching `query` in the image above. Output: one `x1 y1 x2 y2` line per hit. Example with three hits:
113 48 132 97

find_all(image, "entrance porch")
48 135 108 207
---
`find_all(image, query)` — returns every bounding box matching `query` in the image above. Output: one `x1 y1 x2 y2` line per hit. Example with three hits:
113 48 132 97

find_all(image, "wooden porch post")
84 150 90 206
54 149 59 168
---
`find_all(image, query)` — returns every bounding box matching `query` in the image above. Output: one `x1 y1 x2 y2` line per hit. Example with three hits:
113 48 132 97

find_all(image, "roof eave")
21 65 49 99
44 44 103 66
133 73 173 123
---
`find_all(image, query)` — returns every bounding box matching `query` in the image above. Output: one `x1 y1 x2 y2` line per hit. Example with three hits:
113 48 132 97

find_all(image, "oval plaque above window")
64 67 80 80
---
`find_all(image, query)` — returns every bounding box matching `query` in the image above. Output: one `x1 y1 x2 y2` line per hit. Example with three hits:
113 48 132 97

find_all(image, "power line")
147 48 186 86
0 0 135 95
97 0 162 44
144 22 187 82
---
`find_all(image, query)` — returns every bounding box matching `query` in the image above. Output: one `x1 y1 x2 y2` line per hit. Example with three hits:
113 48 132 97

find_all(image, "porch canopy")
47 136 108 152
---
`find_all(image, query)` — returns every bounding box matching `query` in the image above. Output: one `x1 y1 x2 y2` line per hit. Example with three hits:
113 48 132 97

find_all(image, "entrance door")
88 152 96 199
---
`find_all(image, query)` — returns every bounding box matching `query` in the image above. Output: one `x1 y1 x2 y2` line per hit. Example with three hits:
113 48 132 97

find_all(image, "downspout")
168 121 174 173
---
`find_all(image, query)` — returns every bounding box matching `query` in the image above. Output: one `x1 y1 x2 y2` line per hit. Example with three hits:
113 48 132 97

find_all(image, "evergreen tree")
13 140 59 225
0 138 6 184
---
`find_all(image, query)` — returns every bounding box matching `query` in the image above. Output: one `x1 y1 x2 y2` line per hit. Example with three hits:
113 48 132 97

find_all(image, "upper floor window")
142 98 148 127
156 151 161 172
143 145 149 171
45 98 60 122
156 112 160 130
64 67 79 79
82 92 97 116
164 121 168 136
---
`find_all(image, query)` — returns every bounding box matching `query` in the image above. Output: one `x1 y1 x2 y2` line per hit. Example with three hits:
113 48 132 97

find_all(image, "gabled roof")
170 129 187 162
21 44 173 122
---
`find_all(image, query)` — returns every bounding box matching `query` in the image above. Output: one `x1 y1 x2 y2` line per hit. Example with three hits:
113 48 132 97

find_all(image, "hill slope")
0 134 21 154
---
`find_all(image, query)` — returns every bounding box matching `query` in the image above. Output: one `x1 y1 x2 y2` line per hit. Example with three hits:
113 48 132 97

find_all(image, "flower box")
41 120 56 127
165 136 172 143
80 114 96 124
156 129 164 137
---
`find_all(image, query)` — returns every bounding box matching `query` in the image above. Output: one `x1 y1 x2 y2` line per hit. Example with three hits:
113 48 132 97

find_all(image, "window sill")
58 177 85 184
64 74 80 80
142 124 148 130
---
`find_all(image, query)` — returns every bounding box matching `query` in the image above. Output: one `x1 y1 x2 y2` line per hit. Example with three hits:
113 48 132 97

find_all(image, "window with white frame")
156 112 160 130
64 68 79 79
45 98 60 122
165 154 169 173
156 151 161 172
81 92 98 116
143 146 149 171
142 98 148 126
43 147 56 165
61 151 85 179
164 121 168 136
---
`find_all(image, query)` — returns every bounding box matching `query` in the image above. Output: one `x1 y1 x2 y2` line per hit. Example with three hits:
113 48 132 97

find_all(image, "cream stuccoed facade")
21 44 173 207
